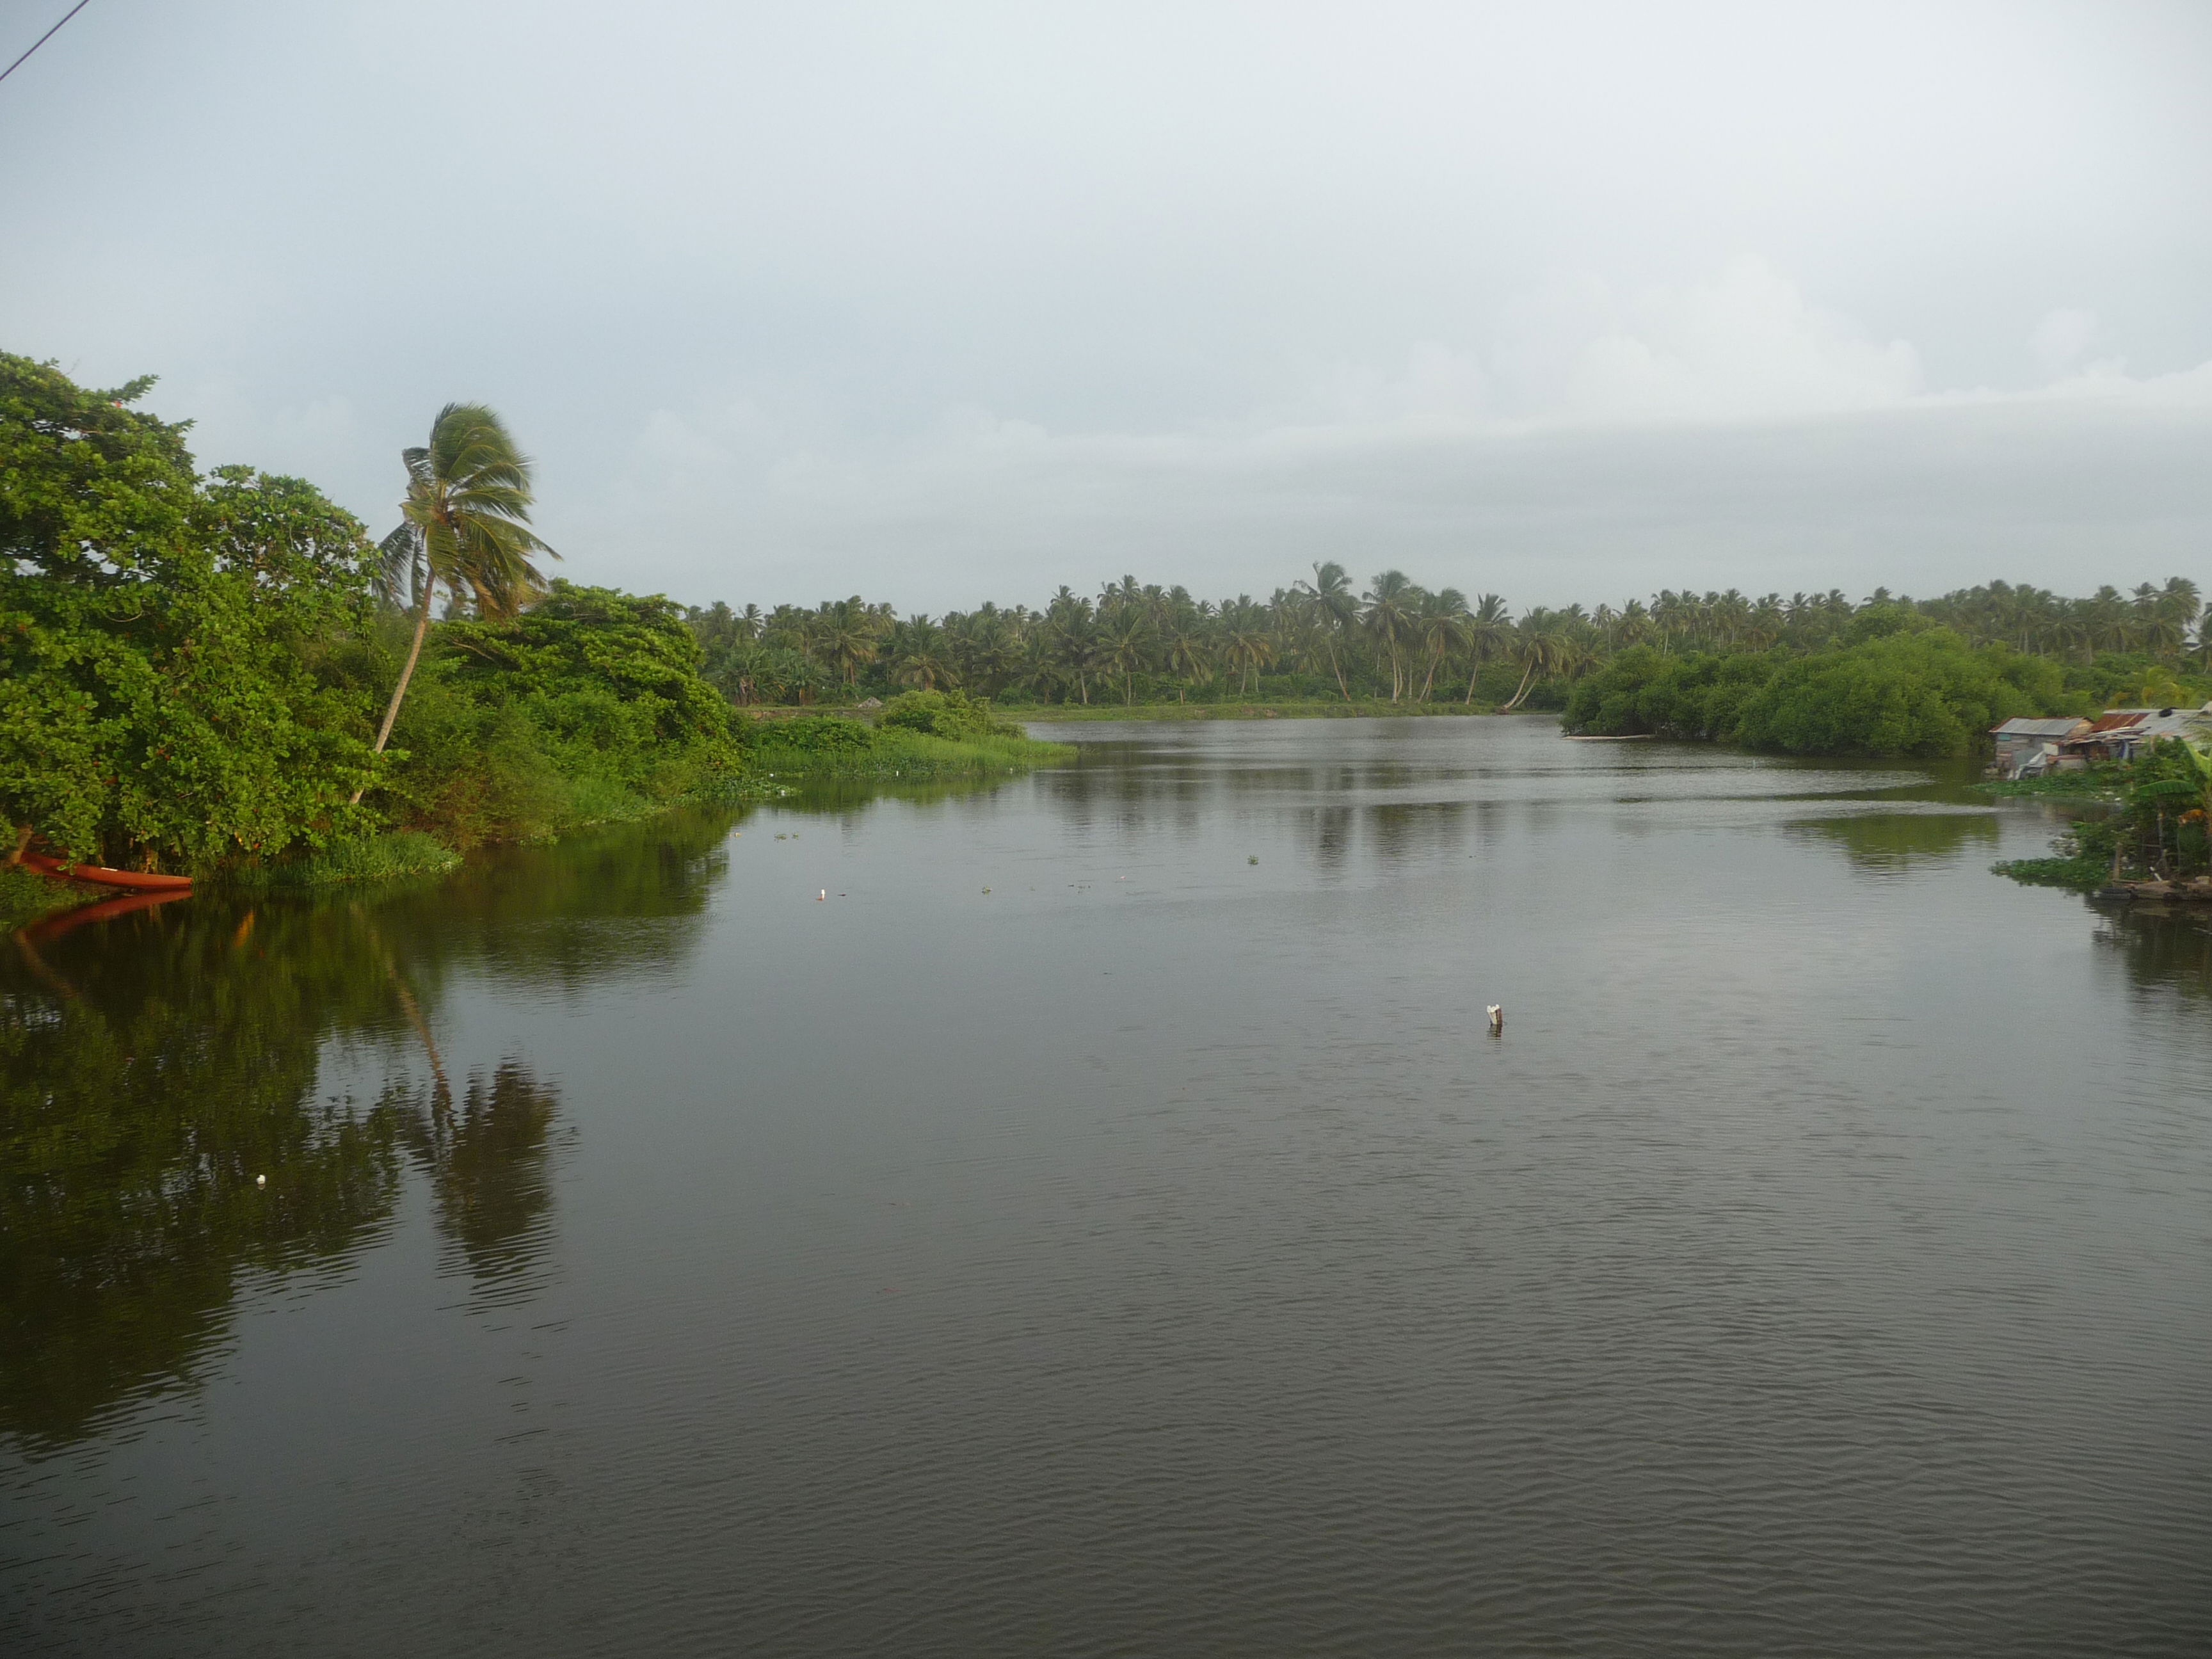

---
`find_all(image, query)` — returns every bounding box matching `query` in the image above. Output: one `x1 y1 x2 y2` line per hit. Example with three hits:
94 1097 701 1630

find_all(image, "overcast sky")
5 1 2209 613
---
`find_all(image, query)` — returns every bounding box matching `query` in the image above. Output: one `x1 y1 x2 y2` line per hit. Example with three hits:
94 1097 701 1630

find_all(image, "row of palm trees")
686 569 2212 710
344 406 2211 723
1916 578 2202 661
691 567 1539 708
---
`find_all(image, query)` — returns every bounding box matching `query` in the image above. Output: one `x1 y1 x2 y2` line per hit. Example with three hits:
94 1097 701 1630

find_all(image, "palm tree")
1461 594 1511 703
1220 597 1275 694
1500 609 1569 710
889 615 959 689
1042 587 1098 703
1414 588 1470 701
1099 609 1153 704
1362 570 1420 701
813 597 890 685
355 403 558 804
1295 561 1362 701
1162 625 1212 701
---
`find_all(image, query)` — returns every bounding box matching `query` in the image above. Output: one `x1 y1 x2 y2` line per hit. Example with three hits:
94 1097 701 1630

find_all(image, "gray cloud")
4 1 2209 609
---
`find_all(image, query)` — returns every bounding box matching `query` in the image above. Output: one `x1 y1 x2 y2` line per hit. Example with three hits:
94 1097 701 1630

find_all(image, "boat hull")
18 851 193 892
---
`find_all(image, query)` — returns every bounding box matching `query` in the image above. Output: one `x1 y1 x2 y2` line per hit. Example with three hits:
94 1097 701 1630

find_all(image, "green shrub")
749 715 880 756
1562 646 1779 738
222 830 460 889
879 688 1016 739
1733 632 2073 757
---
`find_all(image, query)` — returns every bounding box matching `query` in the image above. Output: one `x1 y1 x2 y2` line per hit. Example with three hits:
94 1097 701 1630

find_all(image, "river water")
3 716 2208 1656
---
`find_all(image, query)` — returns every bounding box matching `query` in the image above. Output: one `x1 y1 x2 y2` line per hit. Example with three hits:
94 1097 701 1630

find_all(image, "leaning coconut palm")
352 404 558 804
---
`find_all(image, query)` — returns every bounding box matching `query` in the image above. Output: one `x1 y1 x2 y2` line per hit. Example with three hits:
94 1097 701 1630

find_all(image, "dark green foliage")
749 714 881 755
1976 764 2125 799
369 581 742 847
1562 647 1777 739
223 830 461 889
0 359 764 880
879 688 1015 739
1733 633 2073 757
1567 633 2078 758
0 355 381 867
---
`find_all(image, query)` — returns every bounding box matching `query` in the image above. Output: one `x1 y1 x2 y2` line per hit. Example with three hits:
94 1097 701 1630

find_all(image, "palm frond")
375 522 424 605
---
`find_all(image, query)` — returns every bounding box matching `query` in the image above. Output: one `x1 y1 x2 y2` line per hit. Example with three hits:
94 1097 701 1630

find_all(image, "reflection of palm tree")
357 404 558 805
401 1061 560 1295
0 876 611 1445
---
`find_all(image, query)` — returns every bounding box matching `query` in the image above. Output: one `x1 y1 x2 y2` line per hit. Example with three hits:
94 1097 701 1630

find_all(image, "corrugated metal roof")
2065 706 2212 744
1991 718 2084 737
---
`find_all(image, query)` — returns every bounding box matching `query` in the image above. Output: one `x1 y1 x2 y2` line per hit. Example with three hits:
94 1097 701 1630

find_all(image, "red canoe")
19 851 193 892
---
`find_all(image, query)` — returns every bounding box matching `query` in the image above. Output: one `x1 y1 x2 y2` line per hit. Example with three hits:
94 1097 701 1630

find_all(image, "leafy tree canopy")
0 354 380 867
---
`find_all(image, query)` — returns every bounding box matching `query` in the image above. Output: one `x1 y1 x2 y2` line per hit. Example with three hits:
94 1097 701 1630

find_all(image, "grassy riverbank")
1012 700 1503 723
742 689 1075 780
0 864 105 931
1974 767 2123 800
751 717 1074 779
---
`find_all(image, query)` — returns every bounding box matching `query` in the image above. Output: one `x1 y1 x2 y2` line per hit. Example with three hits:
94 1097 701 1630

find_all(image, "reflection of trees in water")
2095 906 2212 1002
363 801 736 996
398 1061 561 1302
1786 810 2000 871
1038 748 1479 869
0 807 728 1448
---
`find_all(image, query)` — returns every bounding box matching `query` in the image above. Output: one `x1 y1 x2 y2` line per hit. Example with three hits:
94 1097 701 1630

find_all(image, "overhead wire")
0 0 92 90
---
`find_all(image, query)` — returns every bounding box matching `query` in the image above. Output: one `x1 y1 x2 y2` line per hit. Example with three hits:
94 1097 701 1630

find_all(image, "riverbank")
1011 699 1512 724
0 862 108 931
750 717 1075 778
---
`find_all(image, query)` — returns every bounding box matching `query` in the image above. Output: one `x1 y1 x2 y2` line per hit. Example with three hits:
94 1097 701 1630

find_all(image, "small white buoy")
818 889 827 901
255 1174 267 1187
1486 1004 1503 1034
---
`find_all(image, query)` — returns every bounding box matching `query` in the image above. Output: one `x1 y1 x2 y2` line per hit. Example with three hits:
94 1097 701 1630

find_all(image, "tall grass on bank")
749 717 1074 778
1014 700 1499 723
219 831 463 890
0 863 104 931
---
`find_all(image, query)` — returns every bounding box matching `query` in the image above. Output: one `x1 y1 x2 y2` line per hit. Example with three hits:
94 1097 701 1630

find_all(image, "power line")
0 0 92 89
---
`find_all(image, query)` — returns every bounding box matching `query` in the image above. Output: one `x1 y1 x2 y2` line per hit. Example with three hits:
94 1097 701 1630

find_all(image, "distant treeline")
686 573 2211 745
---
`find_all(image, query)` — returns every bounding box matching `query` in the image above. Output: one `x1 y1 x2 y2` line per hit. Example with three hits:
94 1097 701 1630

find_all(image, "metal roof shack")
2058 704 2212 764
1989 716 2090 779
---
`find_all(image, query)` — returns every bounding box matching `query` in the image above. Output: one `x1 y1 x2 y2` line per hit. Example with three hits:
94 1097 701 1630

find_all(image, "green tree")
1 355 380 867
